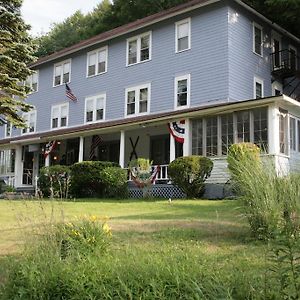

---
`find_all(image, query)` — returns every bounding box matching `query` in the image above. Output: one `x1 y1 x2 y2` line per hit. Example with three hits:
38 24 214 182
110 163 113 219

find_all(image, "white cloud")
21 0 100 36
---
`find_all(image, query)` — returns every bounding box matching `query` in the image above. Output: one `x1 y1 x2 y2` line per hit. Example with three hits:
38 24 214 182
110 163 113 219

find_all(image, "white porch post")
268 103 280 155
170 134 176 163
14 145 23 188
45 155 50 167
183 119 192 157
78 136 84 162
119 130 125 168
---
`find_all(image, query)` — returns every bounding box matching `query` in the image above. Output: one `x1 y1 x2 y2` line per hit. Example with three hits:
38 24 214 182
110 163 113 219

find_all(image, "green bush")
38 165 71 198
168 156 213 198
100 167 128 198
70 161 119 198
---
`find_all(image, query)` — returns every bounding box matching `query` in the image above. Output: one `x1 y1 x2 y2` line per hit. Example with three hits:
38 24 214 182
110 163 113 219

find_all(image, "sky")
21 0 101 36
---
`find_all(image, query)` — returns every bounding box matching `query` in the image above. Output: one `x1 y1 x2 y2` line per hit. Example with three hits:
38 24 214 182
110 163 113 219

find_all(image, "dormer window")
25 71 38 93
53 60 71 86
127 32 151 66
87 47 108 77
175 18 191 53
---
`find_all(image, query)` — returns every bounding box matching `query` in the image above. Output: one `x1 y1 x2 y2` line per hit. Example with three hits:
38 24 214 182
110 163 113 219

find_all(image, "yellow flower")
90 215 97 222
102 223 112 236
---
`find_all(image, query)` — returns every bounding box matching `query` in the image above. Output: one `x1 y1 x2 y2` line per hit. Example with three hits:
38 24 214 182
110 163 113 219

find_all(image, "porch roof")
2 95 299 146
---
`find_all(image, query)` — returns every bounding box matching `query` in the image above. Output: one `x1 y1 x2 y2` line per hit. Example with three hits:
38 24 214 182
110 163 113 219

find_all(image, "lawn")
0 199 269 299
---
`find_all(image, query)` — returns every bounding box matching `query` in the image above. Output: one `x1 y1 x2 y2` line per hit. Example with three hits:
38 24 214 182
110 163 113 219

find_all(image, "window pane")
290 117 296 151
96 109 104 120
256 82 262 99
237 111 250 143
55 65 61 77
255 26 262 55
178 22 189 38
127 91 135 104
6 122 11 137
60 117 67 127
178 37 189 52
279 113 287 154
86 111 93 122
52 118 58 128
32 73 38 84
206 117 218 156
128 40 137 65
140 35 150 61
88 53 96 66
253 108 268 152
88 53 96 76
61 105 68 117
98 50 106 73
54 75 61 86
221 114 234 155
88 65 96 77
127 90 135 115
177 79 187 106
192 119 203 155
63 63 70 83
63 72 69 84
139 88 148 113
52 107 59 118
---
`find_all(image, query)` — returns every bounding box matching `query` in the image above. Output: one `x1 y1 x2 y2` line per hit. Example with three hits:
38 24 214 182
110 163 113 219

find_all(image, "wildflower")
102 223 112 236
90 215 97 222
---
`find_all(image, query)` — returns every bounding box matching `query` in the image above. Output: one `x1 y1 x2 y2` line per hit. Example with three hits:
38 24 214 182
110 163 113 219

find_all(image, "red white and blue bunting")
44 141 57 158
168 120 186 143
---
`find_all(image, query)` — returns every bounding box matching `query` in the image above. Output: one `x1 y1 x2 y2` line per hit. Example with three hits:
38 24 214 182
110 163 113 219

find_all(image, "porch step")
15 186 35 195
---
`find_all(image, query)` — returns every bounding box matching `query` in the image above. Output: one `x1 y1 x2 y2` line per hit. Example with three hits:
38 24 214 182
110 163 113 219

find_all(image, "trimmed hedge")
168 156 213 198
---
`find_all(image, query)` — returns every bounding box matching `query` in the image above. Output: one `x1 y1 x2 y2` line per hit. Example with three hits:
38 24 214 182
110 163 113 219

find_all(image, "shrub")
38 165 71 199
100 167 128 198
70 161 118 197
168 156 213 198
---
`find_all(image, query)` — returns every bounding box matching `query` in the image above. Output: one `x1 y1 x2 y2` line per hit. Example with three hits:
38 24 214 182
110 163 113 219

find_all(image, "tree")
0 0 36 127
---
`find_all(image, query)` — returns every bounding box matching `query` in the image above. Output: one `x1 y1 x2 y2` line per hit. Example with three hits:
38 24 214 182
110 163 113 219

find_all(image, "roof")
31 0 300 68
2 95 295 146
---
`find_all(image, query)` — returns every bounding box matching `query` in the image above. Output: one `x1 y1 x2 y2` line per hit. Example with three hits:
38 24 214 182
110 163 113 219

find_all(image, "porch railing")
127 164 170 183
22 168 33 185
0 175 15 187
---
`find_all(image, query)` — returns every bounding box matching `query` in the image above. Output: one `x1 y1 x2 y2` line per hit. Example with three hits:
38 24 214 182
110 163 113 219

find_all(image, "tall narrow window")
22 111 36 134
127 32 151 66
51 103 69 129
253 108 268 151
290 117 296 151
206 116 218 157
25 71 39 93
125 84 150 116
236 111 250 143
175 74 190 108
279 110 288 155
87 47 108 77
221 114 234 155
254 77 264 99
85 94 106 123
192 119 203 155
253 23 263 56
53 60 71 86
176 18 191 53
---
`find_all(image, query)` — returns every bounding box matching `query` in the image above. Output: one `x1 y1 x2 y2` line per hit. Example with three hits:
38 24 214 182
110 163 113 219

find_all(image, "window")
25 71 38 93
290 117 296 151
192 119 203 156
0 150 15 175
289 45 298 71
22 111 36 134
87 47 108 77
127 32 151 66
206 117 218 156
53 60 71 86
221 114 234 155
253 23 263 56
254 77 264 99
175 18 191 53
5 121 12 138
236 111 250 143
279 110 288 155
125 84 150 116
85 93 106 123
253 108 268 151
175 74 190 108
51 103 68 129
272 82 283 96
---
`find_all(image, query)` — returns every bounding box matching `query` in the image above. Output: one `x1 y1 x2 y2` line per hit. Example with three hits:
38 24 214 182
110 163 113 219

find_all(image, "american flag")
44 141 57 158
65 83 77 102
89 135 102 160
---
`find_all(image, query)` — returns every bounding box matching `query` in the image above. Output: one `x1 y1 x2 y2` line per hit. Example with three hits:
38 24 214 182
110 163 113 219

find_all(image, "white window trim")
254 76 264 99
272 81 283 96
126 31 152 67
53 59 72 87
50 102 69 129
26 70 39 94
174 74 191 110
289 44 298 69
175 18 191 53
253 22 263 57
84 93 106 124
86 46 108 78
21 110 37 135
124 83 151 117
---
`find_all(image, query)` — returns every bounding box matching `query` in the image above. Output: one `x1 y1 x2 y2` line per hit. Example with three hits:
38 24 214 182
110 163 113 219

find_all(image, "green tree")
0 0 36 127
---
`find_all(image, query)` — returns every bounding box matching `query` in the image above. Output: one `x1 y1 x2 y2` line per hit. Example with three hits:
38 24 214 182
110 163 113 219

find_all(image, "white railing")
0 175 15 187
23 168 33 185
127 164 170 183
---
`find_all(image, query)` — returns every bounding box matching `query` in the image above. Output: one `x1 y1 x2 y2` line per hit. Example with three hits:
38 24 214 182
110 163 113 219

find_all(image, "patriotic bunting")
44 141 57 158
168 120 186 143
89 135 102 160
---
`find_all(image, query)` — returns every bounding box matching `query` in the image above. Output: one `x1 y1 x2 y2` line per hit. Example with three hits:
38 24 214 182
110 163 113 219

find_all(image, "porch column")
78 136 84 162
14 145 23 187
45 155 50 167
170 135 176 163
183 119 192 157
268 103 280 155
119 130 125 168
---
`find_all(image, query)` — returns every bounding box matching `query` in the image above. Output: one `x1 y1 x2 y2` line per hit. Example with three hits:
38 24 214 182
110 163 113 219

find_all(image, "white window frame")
21 110 37 135
25 70 39 93
174 74 191 109
53 59 71 87
125 83 151 117
253 22 263 57
84 93 106 124
5 122 12 138
289 45 298 70
175 18 191 53
50 103 69 129
272 81 283 96
126 31 152 66
86 46 108 78
254 76 264 99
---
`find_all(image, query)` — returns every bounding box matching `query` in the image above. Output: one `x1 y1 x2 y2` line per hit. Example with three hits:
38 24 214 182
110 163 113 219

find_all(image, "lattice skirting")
128 184 185 199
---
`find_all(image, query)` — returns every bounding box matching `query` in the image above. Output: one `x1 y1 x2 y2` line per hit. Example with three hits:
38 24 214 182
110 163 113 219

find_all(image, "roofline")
1 95 295 147
31 0 299 68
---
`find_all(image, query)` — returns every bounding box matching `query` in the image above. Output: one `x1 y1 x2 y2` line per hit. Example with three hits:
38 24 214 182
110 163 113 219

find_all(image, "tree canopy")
35 0 300 58
0 0 36 127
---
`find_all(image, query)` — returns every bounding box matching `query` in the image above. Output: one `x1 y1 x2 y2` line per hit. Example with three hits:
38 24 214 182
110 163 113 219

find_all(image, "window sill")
85 119 106 125
175 48 191 54
53 81 71 88
86 71 107 79
125 112 149 118
126 59 151 68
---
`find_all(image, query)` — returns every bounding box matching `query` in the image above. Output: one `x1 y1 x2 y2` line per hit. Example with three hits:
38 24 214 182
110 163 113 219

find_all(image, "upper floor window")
51 103 68 129
53 60 71 87
5 121 12 138
175 74 190 108
175 18 191 53
25 71 38 93
22 111 36 134
253 23 263 56
127 32 151 66
254 76 264 99
85 93 106 123
87 47 108 77
125 83 150 116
